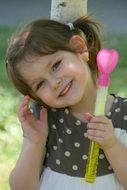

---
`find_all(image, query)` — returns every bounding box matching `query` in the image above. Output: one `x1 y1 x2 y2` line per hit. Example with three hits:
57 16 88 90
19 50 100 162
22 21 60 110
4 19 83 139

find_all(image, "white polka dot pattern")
75 120 81 126
123 115 127 120
65 109 69 114
58 138 63 143
51 108 56 112
99 154 105 159
59 118 64 123
65 151 71 157
46 153 49 158
84 132 87 137
108 165 112 170
114 99 118 103
74 142 80 147
53 146 57 150
52 124 56 129
115 108 120 112
82 155 88 160
66 128 72 134
56 160 60 165
72 165 78 171
107 112 111 116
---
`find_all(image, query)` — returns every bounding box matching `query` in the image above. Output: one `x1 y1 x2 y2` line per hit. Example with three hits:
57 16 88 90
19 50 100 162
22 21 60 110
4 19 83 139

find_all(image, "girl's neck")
70 85 97 121
70 92 114 122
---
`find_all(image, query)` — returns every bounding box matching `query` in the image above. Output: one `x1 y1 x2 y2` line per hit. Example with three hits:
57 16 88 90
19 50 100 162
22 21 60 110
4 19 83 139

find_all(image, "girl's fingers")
87 128 104 138
90 115 111 124
85 112 110 125
85 113 115 149
85 113 112 125
18 96 31 119
22 95 29 104
86 127 110 144
18 96 30 110
87 123 107 131
86 133 103 142
85 112 93 122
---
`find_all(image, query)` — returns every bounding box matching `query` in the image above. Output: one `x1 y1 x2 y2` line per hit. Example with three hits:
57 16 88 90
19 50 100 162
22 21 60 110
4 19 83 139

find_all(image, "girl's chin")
66 98 84 108
46 92 84 108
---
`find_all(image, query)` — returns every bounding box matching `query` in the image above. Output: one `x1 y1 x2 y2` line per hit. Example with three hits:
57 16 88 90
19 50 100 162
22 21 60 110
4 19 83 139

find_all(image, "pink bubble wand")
85 49 119 183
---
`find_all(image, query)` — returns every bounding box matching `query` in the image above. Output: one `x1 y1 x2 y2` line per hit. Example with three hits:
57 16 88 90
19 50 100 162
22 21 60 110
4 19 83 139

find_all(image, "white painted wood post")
50 0 87 23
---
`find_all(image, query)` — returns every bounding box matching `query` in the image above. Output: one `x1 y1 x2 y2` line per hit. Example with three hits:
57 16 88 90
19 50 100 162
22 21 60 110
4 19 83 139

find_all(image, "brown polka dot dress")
32 95 127 190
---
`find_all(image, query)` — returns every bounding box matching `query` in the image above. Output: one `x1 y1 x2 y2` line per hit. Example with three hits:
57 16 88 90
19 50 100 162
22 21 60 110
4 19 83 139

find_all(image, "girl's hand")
18 96 48 145
85 112 118 150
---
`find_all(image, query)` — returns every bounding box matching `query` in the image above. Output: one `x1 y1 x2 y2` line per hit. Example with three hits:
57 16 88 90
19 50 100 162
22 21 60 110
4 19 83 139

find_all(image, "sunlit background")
0 0 127 189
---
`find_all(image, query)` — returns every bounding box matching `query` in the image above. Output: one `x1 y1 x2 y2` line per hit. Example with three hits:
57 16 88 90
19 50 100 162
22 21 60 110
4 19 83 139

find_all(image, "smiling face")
17 50 96 109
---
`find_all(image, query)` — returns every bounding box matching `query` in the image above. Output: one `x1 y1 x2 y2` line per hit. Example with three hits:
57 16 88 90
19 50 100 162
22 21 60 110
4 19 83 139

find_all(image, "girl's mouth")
59 81 72 97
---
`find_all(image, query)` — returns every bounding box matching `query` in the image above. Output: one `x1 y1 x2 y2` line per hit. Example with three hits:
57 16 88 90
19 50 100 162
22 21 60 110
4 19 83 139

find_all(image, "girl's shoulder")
111 94 127 148
108 94 127 130
111 94 127 111
107 94 127 116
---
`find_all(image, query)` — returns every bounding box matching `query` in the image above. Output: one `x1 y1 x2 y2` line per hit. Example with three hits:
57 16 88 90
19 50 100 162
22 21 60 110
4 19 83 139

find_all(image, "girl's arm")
9 139 46 190
9 96 48 190
104 141 127 190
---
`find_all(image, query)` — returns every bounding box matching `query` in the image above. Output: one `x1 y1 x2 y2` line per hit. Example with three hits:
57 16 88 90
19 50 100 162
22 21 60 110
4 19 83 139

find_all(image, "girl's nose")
49 78 62 89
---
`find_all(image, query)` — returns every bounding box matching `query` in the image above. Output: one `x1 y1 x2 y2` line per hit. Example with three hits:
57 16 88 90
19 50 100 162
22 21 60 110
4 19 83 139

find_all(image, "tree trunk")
50 0 87 23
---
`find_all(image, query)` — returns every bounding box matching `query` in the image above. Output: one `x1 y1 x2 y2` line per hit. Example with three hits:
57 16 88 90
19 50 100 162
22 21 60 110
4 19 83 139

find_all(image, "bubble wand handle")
85 49 119 183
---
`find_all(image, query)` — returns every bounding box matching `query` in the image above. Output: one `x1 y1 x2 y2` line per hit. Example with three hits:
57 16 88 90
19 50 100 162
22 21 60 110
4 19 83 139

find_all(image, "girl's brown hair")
6 16 102 103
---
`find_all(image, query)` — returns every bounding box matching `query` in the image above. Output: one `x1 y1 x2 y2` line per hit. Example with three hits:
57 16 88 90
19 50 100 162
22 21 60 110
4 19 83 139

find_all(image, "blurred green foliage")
0 26 22 190
104 33 127 96
0 87 22 190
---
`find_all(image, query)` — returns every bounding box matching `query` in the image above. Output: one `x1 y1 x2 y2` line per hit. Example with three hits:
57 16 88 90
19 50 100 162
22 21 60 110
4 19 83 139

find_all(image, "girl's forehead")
24 51 62 65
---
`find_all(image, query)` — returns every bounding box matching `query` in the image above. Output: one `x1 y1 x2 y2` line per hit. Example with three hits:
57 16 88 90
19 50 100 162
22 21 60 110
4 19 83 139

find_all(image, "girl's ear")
69 35 89 61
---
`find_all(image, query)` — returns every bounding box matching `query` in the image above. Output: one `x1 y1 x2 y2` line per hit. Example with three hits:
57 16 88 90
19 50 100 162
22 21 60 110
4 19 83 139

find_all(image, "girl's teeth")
60 82 72 96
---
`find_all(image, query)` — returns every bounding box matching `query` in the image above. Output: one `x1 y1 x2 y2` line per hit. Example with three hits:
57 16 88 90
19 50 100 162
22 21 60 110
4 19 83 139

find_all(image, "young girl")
6 16 127 190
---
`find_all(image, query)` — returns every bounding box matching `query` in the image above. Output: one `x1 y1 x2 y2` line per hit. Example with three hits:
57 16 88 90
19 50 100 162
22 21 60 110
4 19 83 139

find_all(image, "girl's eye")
52 60 61 71
36 80 45 90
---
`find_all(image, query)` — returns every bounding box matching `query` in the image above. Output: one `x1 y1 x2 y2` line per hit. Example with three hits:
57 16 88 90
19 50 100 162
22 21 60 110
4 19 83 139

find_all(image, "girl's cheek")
45 98 54 106
40 93 54 105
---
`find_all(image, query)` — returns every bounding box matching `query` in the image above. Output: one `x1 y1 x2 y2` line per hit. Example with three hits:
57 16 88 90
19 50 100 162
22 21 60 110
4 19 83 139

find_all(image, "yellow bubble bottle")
85 49 119 183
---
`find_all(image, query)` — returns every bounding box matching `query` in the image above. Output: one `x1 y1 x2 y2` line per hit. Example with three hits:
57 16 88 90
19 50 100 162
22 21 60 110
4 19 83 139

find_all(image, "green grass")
0 26 127 190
